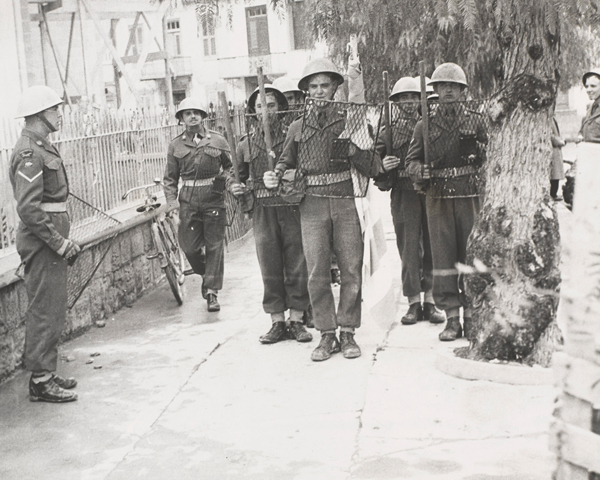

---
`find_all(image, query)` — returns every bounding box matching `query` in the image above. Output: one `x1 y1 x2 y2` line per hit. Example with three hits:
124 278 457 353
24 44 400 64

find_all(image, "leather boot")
288 321 313 342
207 293 220 312
401 303 423 325
339 331 361 359
52 374 77 389
423 302 445 324
29 376 78 403
439 317 463 341
259 322 288 344
311 333 341 362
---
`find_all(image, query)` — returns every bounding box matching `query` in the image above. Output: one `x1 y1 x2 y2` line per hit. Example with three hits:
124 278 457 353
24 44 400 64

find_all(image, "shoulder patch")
20 149 34 158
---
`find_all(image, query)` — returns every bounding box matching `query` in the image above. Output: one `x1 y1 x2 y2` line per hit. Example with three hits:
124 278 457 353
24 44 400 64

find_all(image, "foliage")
297 0 600 101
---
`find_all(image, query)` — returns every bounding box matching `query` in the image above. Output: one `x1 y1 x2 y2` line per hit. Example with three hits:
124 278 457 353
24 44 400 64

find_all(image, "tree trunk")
459 6 562 366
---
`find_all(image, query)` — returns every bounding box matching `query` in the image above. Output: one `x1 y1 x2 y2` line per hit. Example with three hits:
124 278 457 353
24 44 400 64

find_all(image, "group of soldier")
29 51 600 403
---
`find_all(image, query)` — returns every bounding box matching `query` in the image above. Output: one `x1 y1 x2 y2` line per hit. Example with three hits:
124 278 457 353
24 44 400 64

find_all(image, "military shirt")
9 128 69 254
405 103 487 198
163 128 232 209
276 104 376 198
374 111 420 191
236 121 289 206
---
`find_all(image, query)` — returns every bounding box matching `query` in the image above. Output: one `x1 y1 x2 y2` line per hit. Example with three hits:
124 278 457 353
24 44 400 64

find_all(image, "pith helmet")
272 76 302 95
175 97 208 120
247 85 289 113
429 63 468 88
389 77 420 101
582 68 600 85
15 85 63 118
298 58 344 91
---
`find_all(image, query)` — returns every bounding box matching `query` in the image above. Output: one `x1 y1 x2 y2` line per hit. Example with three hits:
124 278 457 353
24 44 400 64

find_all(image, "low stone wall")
0 219 165 383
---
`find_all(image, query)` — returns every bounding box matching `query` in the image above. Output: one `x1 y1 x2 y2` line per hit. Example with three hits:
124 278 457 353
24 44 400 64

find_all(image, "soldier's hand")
263 171 280 190
421 164 431 180
230 182 246 197
382 155 400 172
62 240 81 265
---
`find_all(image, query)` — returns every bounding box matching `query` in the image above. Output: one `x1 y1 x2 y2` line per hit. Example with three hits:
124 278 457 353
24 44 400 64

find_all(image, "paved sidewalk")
0 191 560 480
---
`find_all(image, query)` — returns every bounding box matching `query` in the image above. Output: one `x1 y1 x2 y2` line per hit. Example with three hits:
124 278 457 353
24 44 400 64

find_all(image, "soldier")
374 77 445 326
231 85 312 344
405 63 487 341
272 76 306 109
10 86 80 403
264 58 378 361
163 98 232 312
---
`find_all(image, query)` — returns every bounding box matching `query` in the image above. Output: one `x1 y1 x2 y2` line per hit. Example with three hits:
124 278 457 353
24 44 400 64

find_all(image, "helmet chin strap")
37 111 58 133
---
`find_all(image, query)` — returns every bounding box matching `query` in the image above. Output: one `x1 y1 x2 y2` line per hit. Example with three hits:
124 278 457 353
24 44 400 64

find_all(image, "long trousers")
299 195 363 331
390 188 433 298
19 212 69 373
253 204 309 314
426 196 480 312
179 203 225 291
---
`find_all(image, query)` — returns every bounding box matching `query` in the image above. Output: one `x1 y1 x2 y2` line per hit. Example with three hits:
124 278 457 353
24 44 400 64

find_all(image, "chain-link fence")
292 98 383 199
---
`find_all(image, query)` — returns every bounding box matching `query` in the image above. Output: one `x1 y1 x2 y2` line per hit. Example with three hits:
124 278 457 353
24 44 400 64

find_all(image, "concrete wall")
0 219 164 383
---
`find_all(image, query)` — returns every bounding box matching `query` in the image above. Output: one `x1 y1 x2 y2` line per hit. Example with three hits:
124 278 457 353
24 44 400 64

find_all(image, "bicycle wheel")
162 214 187 285
152 221 184 305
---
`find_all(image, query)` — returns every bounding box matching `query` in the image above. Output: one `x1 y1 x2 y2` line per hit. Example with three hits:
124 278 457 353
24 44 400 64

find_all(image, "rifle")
218 91 253 213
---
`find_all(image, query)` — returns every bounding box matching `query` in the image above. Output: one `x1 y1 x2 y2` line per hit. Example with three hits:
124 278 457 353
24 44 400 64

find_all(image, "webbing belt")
305 170 352 186
40 202 67 212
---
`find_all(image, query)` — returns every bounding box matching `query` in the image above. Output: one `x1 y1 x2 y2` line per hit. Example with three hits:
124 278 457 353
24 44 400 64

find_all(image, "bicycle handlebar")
122 178 163 200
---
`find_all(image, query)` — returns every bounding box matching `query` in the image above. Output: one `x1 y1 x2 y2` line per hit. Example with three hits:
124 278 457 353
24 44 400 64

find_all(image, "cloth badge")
20 149 33 158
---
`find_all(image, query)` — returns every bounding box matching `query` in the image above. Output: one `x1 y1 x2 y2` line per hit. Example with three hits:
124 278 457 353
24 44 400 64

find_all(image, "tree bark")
459 5 563 366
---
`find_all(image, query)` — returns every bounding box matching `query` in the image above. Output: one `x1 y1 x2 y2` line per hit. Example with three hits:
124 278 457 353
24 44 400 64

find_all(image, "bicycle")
122 179 186 305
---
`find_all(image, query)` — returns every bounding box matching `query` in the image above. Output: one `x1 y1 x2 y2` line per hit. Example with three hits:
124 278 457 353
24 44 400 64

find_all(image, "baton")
257 67 276 170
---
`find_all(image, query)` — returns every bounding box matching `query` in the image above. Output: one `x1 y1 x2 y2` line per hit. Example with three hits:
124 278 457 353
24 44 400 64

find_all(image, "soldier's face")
434 82 463 103
255 93 280 124
307 74 337 103
181 109 203 128
585 75 600 101
43 105 62 132
394 93 420 104
284 91 304 106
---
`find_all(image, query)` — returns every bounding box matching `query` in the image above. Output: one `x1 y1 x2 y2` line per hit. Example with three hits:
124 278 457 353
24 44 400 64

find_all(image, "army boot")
439 317 463 341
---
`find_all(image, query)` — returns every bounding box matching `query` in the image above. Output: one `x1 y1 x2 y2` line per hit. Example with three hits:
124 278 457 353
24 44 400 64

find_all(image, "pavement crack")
104 338 229 478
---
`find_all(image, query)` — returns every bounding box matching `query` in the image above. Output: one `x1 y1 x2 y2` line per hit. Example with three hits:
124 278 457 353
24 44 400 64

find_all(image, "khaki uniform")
405 104 487 312
375 111 433 298
163 129 232 291
275 106 376 332
236 121 309 315
9 129 70 373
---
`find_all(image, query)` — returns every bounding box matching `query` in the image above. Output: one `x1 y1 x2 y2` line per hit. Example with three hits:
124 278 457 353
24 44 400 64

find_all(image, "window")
201 12 216 56
291 0 310 50
246 5 270 56
166 19 182 56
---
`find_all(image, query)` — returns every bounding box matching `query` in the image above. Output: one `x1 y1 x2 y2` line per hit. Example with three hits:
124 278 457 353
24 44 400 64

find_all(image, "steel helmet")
272 76 302 95
425 77 434 94
429 63 468 88
15 85 63 118
298 58 345 91
389 77 420 101
247 84 289 113
175 97 208 120
582 68 600 85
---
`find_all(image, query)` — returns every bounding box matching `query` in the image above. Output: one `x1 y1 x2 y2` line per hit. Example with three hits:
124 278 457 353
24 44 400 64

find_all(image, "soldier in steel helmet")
272 76 306 110
405 62 488 341
375 76 445 327
263 58 378 362
163 98 233 312
10 85 80 403
231 85 312 345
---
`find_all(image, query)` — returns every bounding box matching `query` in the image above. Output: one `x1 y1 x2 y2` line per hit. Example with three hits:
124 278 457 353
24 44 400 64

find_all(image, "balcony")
140 55 193 81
